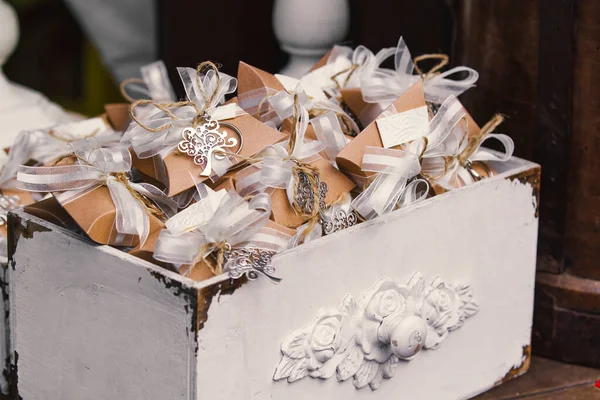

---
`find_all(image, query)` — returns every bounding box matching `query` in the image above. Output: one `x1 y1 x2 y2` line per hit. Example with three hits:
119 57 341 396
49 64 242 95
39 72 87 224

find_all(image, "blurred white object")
63 0 157 83
0 0 76 149
273 0 350 78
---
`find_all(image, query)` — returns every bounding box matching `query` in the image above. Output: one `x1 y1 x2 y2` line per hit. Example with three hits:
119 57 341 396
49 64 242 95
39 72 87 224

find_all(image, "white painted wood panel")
195 161 538 400
5 156 539 400
7 217 197 400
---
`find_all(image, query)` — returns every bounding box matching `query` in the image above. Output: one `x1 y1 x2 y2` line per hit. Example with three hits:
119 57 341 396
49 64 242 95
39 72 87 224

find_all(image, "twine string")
119 77 146 103
51 153 166 221
128 61 222 133
191 241 231 276
413 54 450 79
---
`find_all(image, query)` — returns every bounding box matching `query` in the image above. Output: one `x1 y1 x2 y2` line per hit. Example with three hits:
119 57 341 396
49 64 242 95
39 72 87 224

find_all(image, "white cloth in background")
63 0 157 82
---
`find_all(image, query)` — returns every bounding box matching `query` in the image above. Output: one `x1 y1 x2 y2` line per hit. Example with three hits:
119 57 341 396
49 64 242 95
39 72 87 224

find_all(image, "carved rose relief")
274 273 479 390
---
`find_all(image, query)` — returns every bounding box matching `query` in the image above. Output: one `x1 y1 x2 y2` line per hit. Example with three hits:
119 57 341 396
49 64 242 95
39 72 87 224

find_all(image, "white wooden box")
3 156 539 400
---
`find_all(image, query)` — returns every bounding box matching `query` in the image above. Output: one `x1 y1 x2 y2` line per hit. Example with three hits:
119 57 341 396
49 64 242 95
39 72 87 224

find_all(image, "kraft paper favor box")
336 80 427 181
3 153 540 399
56 184 165 247
233 157 356 228
238 62 286 97
133 114 288 197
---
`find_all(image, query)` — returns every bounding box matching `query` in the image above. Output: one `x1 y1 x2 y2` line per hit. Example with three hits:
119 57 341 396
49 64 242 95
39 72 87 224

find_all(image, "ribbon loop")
17 138 174 246
351 146 425 220
360 36 478 106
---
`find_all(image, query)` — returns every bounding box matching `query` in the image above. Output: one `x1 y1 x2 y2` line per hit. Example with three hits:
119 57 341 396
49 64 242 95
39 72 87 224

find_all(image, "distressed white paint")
7 219 197 400
6 156 538 399
196 157 538 400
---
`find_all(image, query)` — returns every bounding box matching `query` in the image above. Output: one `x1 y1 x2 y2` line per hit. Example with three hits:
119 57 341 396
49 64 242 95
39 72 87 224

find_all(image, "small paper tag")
165 188 227 235
51 118 110 142
376 106 430 149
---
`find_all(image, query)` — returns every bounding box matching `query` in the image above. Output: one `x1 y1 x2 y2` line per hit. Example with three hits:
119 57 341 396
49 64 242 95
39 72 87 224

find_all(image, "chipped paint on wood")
197 277 246 332
7 211 198 400
495 345 532 387
509 166 541 217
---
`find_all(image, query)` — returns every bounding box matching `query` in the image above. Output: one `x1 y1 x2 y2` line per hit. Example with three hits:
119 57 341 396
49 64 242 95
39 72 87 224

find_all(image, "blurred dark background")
5 0 600 369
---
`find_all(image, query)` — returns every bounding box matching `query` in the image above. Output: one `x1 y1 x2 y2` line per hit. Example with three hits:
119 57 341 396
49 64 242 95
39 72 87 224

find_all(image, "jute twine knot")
51 154 166 221
128 61 223 133
192 241 231 276
120 77 146 103
49 129 100 143
330 63 360 90
413 54 449 79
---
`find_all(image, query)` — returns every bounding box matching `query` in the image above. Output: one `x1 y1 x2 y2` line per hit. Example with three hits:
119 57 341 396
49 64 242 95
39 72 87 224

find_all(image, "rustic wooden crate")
3 156 539 399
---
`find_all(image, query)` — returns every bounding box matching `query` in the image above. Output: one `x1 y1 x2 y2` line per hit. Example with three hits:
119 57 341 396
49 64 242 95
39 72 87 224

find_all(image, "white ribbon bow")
263 81 360 134
360 36 479 106
236 105 325 203
154 190 289 283
351 146 428 220
123 66 246 176
16 138 177 246
310 111 351 163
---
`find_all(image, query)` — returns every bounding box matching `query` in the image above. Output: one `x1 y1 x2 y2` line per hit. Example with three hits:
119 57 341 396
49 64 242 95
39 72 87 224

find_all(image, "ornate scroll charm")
273 273 479 390
224 247 281 284
295 171 328 215
177 115 241 176
0 195 21 226
322 208 358 235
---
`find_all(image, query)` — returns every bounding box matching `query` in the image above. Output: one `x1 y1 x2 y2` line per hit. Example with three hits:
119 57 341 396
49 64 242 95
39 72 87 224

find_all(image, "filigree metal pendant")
295 171 328 215
322 208 358 235
224 247 281 284
0 195 21 226
177 114 242 176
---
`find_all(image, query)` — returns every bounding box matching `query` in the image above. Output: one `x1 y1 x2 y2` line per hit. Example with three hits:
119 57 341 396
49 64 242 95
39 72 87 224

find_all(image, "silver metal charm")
322 208 358 235
0 194 21 226
177 114 243 176
224 247 281 284
295 171 328 215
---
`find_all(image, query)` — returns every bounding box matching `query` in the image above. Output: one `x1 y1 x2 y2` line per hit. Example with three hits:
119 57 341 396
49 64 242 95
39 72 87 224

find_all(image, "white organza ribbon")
360 36 479 106
5 118 122 170
264 83 360 135
153 190 289 282
123 67 246 177
310 111 350 163
235 105 325 207
16 138 177 246
437 127 515 190
351 146 428 220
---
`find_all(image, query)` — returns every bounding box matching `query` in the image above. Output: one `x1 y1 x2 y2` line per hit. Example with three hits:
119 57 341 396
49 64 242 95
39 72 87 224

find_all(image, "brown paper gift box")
130 175 296 283
238 61 285 96
129 176 237 263
133 114 288 197
181 219 296 283
234 157 355 229
336 80 427 181
23 197 78 231
103 103 131 132
55 184 165 247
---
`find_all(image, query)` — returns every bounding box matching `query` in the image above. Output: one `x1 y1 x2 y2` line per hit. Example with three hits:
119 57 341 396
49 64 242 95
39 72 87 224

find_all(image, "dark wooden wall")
157 0 453 89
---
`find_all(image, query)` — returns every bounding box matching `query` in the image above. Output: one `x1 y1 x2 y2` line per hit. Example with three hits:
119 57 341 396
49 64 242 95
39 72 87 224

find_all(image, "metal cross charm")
177 114 242 176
